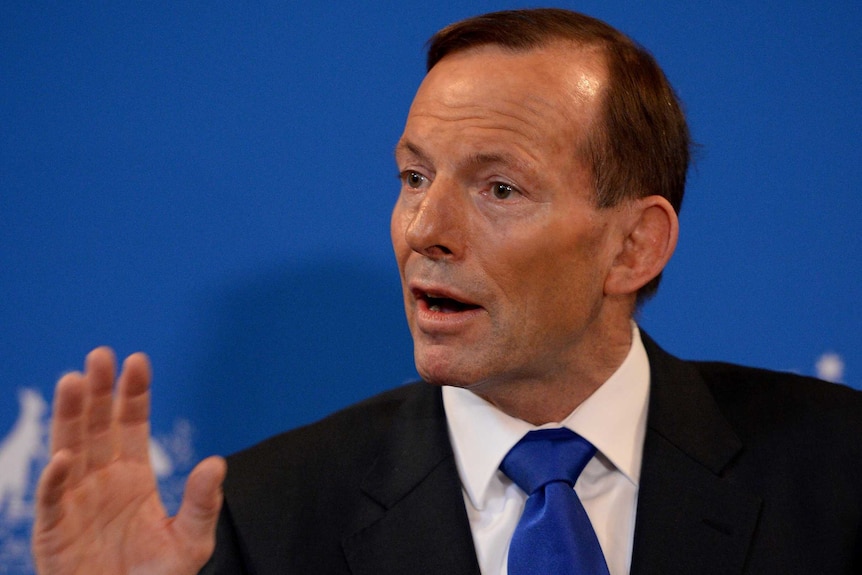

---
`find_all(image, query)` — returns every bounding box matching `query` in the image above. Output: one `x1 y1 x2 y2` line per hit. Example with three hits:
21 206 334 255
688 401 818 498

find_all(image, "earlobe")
604 196 678 297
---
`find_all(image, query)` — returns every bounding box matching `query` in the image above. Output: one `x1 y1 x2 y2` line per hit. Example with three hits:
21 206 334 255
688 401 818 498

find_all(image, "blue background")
2 0 860 532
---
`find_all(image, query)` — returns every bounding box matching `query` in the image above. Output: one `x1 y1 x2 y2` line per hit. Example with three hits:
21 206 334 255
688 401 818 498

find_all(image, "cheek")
390 202 401 244
500 232 606 311
390 203 409 263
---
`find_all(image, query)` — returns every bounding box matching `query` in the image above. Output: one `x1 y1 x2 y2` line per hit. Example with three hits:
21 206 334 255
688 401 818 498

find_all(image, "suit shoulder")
691 360 862 435
224 381 432 486
692 360 861 402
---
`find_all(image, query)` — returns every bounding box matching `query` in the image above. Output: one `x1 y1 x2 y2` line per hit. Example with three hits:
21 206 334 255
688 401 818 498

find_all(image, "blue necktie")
500 428 611 575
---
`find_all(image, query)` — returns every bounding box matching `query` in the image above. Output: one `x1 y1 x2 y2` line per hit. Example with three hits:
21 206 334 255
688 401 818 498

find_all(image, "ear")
604 195 678 297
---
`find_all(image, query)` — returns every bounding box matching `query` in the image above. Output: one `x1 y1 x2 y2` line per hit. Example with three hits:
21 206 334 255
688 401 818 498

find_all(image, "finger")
84 347 118 471
33 449 74 532
172 456 227 564
50 372 86 454
114 352 152 463
50 371 88 485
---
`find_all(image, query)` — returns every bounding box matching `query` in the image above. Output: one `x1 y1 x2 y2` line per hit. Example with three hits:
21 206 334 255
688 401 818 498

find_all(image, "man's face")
391 43 629 395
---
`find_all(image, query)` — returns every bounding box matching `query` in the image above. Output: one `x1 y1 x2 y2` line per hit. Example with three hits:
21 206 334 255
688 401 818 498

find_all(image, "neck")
469 320 634 425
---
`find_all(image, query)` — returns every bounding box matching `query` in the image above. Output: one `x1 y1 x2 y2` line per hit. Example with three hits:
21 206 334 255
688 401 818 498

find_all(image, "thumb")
172 456 227 562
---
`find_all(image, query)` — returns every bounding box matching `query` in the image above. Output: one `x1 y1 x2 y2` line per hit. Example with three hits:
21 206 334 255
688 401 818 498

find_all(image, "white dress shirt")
442 325 650 575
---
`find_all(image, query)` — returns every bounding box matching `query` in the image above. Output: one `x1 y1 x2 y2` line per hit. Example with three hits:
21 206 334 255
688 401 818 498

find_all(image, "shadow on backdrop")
169 259 418 456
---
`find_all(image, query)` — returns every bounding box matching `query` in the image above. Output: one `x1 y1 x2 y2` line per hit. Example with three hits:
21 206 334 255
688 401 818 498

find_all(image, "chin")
416 361 490 391
415 355 469 388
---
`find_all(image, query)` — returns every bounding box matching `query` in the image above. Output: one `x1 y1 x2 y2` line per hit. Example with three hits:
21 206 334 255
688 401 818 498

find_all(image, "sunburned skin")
390 43 637 423
390 40 677 425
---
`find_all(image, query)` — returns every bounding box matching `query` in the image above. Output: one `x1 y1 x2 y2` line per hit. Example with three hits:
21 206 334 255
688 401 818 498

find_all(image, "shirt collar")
442 324 650 510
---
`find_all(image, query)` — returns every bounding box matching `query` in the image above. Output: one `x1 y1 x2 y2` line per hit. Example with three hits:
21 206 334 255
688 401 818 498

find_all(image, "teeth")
429 305 441 312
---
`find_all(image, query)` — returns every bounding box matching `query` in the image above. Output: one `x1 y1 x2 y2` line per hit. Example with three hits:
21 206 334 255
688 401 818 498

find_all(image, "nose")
402 178 465 260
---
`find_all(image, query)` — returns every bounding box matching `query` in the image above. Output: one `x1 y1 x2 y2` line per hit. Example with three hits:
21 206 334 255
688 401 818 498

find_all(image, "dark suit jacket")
201 334 862 574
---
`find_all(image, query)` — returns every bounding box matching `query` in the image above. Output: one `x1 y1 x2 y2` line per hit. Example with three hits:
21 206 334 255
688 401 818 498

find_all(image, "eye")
490 182 517 200
400 170 427 189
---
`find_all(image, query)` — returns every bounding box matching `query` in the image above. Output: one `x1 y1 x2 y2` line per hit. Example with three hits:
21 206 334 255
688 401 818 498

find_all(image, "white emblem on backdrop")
815 352 845 383
0 388 197 574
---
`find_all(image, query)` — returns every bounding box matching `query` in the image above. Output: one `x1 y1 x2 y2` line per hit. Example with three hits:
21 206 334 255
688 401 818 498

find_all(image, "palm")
32 349 225 575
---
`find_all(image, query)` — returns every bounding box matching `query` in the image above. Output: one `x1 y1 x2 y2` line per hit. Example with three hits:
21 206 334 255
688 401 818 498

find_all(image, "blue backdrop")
2 2 860 572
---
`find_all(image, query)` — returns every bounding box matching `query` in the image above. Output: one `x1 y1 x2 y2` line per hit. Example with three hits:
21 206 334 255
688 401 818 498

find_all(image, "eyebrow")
467 152 521 169
395 139 533 174
394 140 428 163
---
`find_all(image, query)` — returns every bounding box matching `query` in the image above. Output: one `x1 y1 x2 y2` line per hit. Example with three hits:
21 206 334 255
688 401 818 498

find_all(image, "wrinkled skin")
32 348 226 575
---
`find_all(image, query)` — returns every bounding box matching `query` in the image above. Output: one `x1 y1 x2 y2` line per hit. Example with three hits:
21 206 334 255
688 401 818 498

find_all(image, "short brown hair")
427 8 691 302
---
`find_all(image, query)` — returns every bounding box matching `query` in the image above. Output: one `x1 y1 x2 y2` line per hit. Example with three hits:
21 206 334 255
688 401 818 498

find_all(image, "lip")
408 281 485 333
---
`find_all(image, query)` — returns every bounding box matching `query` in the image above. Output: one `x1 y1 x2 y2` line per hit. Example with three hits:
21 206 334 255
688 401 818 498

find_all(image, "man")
32 8 862 575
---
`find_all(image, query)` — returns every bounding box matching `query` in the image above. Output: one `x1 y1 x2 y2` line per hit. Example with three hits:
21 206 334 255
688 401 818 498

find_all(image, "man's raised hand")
32 348 227 575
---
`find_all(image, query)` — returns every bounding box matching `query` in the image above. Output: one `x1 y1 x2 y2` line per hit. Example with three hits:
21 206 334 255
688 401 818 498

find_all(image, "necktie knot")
500 428 609 575
500 428 596 495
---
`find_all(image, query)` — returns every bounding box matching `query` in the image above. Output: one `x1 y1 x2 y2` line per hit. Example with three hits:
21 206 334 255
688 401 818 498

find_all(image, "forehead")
402 43 606 162
423 41 605 99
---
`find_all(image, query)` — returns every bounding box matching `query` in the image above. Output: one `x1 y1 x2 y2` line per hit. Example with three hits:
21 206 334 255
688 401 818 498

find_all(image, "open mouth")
417 290 481 314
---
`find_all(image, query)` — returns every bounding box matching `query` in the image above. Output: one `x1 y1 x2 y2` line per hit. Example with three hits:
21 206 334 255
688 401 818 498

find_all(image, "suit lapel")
340 335 764 574
341 384 481 575
631 334 762 575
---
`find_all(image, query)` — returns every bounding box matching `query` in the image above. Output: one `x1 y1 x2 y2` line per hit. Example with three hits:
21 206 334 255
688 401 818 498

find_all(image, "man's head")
390 9 684 418
428 8 690 301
